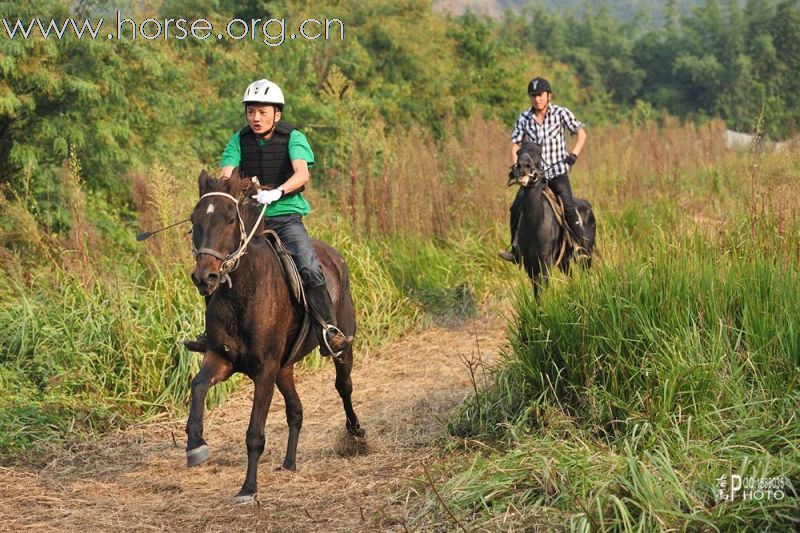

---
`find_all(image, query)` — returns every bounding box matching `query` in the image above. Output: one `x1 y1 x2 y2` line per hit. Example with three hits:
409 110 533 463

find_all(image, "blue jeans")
264 214 326 287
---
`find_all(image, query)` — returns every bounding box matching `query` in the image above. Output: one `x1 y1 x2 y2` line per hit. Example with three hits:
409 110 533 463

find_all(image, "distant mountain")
434 0 711 27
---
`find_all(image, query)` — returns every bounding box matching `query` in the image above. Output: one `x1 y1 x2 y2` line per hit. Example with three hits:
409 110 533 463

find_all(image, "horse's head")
508 142 545 189
190 169 257 295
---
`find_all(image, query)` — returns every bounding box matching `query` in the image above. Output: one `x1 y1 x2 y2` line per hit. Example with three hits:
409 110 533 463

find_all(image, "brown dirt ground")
0 315 507 532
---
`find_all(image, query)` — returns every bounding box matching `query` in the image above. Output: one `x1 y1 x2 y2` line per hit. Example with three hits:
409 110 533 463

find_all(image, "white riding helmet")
242 79 285 108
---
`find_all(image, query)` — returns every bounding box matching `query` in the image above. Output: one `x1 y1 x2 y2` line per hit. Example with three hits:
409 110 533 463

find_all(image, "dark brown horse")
185 170 363 503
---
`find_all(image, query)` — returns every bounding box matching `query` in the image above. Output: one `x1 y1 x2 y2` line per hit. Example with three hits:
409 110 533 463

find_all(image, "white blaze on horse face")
206 204 215 215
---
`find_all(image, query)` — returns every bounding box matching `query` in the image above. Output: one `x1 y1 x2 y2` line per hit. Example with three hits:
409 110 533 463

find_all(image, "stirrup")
321 324 348 357
573 244 591 263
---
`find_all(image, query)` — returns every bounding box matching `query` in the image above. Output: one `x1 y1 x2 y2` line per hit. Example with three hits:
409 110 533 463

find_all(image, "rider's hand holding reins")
253 188 284 205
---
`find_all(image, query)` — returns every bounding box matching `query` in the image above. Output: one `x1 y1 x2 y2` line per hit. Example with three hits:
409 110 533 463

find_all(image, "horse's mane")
518 140 542 159
231 177 266 236
197 169 266 236
241 198 267 235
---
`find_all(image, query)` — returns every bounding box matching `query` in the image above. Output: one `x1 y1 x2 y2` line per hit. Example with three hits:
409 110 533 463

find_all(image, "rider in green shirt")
184 79 350 357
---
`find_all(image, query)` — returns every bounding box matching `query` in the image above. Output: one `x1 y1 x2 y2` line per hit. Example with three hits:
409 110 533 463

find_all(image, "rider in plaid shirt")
500 77 588 263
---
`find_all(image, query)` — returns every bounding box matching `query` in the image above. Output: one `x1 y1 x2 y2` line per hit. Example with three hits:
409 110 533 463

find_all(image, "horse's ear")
226 170 242 197
198 169 214 195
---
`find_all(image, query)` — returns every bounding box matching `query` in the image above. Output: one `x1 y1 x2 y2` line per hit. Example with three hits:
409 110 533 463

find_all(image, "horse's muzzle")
192 261 221 296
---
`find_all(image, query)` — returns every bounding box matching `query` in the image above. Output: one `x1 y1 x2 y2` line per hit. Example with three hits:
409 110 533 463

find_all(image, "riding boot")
499 247 520 264
305 284 350 356
549 174 590 262
565 215 591 262
183 296 210 353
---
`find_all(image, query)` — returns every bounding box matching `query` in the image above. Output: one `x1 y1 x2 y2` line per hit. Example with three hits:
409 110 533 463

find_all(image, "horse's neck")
220 240 283 301
523 186 548 220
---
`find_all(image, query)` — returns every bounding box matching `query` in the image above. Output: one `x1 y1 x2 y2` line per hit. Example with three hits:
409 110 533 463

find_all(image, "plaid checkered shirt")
511 104 584 179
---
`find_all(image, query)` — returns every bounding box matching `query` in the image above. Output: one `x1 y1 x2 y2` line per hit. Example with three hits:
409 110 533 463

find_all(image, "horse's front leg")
235 363 278 503
276 364 303 470
186 352 233 467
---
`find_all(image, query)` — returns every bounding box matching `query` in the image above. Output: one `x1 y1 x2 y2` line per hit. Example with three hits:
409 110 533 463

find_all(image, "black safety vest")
238 122 303 195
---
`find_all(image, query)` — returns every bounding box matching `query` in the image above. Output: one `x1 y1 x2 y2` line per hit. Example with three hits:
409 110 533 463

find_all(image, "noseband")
192 191 267 286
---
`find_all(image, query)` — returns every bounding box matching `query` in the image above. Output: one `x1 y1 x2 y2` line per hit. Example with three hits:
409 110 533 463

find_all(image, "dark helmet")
527 77 552 96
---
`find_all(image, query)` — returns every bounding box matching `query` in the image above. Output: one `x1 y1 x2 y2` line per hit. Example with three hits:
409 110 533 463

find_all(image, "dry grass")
59 147 97 286
327 112 790 249
130 162 196 265
335 113 511 240
0 314 507 532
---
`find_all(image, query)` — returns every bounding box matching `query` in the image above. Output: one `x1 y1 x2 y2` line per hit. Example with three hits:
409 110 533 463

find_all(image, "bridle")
510 151 547 188
192 191 267 287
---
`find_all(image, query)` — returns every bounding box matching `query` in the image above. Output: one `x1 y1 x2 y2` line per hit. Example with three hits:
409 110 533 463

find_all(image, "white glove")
252 188 284 205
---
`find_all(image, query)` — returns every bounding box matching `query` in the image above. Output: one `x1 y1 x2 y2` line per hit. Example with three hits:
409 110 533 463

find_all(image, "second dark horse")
185 170 364 503
508 142 596 296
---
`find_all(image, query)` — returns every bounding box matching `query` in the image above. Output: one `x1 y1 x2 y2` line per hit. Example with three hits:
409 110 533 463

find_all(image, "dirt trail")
0 315 506 532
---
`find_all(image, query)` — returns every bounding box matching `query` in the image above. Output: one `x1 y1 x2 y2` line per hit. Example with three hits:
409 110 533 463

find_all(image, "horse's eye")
226 215 236 225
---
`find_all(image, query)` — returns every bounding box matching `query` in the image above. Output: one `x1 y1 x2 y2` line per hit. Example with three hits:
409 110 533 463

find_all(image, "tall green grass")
419 121 800 529
0 263 222 456
431 216 800 530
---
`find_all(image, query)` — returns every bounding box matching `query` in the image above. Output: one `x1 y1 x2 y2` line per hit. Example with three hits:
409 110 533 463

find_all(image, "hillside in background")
435 0 706 26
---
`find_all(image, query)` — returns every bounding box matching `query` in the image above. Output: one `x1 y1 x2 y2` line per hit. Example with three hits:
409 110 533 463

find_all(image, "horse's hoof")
232 493 256 505
186 445 210 467
347 426 366 438
275 462 296 472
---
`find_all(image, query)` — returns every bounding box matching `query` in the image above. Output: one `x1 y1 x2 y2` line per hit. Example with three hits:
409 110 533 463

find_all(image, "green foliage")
0 0 599 226
3 0 555 459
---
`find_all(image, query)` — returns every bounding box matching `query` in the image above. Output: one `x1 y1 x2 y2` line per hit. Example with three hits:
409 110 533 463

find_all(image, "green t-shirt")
221 128 314 217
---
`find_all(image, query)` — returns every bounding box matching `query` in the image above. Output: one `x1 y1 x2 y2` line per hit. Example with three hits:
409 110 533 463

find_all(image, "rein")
193 191 268 287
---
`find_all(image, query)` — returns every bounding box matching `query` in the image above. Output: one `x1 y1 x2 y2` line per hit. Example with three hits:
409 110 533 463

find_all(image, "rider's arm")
278 159 310 195
278 129 314 194
220 132 240 180
510 111 527 165
511 143 521 165
219 166 235 179
571 127 587 157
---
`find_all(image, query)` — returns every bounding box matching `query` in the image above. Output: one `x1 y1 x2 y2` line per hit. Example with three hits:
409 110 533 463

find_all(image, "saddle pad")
263 229 306 308
542 186 582 265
